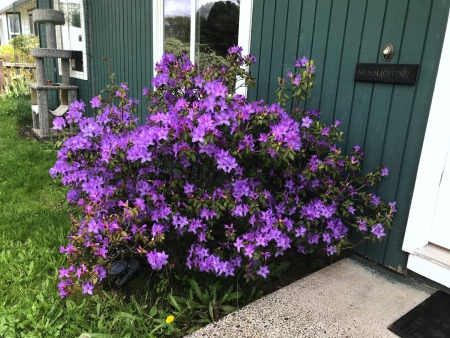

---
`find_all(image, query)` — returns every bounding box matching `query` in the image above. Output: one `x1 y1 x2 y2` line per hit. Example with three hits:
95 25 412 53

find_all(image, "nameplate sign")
354 64 419 85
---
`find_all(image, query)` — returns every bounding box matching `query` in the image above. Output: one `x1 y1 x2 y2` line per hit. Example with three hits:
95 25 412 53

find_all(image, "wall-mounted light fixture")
383 43 394 61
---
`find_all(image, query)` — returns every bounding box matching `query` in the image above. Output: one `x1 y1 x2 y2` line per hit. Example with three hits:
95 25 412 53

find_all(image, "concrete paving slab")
185 255 434 338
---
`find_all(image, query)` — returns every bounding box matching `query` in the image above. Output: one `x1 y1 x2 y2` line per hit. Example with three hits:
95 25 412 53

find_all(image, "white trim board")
403 16 450 285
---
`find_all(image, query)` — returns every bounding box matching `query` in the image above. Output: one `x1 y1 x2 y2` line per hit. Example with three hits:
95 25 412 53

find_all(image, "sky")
165 0 238 17
0 0 14 10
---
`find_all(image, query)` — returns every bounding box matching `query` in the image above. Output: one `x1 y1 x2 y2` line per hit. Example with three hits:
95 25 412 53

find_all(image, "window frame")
6 12 22 40
54 0 88 80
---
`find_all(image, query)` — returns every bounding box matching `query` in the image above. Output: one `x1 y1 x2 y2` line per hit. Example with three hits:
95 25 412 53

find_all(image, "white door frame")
403 18 450 288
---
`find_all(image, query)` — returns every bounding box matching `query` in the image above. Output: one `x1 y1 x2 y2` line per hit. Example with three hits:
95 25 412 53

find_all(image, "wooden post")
14 54 21 76
5 54 11 87
0 55 4 94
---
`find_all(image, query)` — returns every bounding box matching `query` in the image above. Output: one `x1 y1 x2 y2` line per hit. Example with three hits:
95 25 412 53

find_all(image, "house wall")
39 0 450 271
89 0 154 122
248 0 449 271
0 0 37 45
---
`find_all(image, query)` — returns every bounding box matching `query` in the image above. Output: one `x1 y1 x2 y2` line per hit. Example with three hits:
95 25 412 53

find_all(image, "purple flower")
347 206 356 215
234 238 245 252
215 150 238 173
381 167 389 177
295 226 307 238
232 204 250 217
81 281 94 295
146 250 169 270
302 116 313 128
371 223 386 239
307 65 316 73
58 267 71 278
94 266 107 280
308 233 320 244
257 265 270 278
389 202 397 213
258 133 269 143
357 219 368 232
152 223 165 236
295 56 309 67
228 45 243 54
142 87 150 96
370 194 381 207
326 245 337 256
58 279 69 298
200 208 217 220
95 247 108 259
52 117 66 130
244 244 255 258
90 96 102 108
183 182 196 195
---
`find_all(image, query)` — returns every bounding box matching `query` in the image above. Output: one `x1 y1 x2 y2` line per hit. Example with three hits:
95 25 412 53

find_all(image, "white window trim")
152 0 253 95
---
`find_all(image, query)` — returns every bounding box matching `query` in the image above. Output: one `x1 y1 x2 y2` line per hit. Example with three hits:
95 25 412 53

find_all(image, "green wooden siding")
249 0 449 271
39 0 449 270
89 0 153 122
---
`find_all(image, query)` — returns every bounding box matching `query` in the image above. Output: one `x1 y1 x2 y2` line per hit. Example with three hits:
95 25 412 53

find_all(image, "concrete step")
185 255 434 338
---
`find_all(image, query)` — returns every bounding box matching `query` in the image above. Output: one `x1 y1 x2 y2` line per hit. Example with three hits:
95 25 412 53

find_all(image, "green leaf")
168 294 182 311
149 306 158 318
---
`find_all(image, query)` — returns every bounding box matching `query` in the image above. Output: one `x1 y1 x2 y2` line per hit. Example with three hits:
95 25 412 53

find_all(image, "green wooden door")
248 0 449 271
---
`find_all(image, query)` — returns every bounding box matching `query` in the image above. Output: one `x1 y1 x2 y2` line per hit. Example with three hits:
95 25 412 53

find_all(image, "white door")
429 148 450 250
403 17 450 288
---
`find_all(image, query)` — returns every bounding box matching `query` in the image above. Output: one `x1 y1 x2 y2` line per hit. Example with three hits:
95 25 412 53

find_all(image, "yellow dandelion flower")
165 315 175 324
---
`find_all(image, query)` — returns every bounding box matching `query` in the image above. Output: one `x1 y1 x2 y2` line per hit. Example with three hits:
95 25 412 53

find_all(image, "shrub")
0 34 38 64
51 47 396 297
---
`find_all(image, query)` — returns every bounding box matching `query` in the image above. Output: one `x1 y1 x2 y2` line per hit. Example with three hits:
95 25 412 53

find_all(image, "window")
153 0 253 69
54 0 87 79
7 13 21 39
29 13 34 35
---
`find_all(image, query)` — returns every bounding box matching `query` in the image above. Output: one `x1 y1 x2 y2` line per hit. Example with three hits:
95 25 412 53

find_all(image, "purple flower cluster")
51 47 395 297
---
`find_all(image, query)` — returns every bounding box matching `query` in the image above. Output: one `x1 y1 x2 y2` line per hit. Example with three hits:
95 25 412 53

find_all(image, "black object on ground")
388 290 450 338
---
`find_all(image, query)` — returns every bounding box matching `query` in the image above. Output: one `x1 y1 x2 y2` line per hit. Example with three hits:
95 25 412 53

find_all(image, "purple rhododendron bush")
51 47 396 297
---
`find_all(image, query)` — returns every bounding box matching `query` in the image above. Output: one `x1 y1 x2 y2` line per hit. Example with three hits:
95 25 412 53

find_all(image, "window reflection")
55 0 84 72
164 0 191 56
196 1 239 57
163 0 239 68
7 13 21 39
